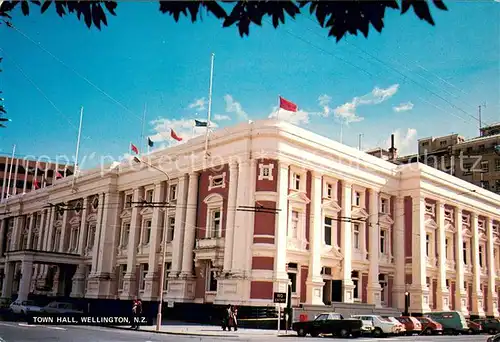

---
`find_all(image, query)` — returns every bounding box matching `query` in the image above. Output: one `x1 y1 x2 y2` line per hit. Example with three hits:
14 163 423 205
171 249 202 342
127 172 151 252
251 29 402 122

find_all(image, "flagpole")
204 53 215 159
5 144 16 200
72 106 84 190
141 103 147 154
340 120 344 144
277 95 280 121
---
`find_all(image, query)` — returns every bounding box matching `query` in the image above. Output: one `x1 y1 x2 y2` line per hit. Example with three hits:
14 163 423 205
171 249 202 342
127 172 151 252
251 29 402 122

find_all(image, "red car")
416 316 443 335
396 316 422 335
467 320 483 334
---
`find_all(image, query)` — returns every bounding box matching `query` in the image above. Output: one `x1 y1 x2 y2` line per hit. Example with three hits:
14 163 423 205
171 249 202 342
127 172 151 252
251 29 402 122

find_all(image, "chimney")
389 134 398 161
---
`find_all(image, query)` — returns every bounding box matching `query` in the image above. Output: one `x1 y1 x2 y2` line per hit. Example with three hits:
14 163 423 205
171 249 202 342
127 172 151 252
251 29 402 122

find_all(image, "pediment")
379 214 394 226
120 210 132 219
322 245 344 259
462 228 472 237
288 191 310 204
140 207 154 216
321 199 341 213
69 216 81 226
204 193 224 205
445 222 456 233
351 207 368 220
425 218 438 229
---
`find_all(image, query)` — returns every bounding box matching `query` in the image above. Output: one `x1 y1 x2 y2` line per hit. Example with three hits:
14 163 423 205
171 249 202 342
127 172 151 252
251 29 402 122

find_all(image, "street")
0 321 493 342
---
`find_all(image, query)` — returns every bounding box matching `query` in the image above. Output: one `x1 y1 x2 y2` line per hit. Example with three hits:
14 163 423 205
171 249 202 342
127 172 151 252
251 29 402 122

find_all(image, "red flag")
55 171 63 179
171 129 182 141
131 143 139 154
279 96 298 112
33 178 40 189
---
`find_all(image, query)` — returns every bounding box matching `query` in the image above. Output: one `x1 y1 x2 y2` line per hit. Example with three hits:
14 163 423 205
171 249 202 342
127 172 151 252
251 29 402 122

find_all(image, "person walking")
232 306 238 331
131 296 142 330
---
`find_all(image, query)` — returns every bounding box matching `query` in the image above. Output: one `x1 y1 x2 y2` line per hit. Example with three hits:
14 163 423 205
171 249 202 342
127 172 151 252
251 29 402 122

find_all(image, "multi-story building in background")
369 123 500 194
0 155 73 201
0 119 499 321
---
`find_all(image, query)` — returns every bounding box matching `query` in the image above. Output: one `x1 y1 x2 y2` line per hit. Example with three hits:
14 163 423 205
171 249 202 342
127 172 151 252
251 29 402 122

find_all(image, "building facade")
0 155 73 201
0 119 499 318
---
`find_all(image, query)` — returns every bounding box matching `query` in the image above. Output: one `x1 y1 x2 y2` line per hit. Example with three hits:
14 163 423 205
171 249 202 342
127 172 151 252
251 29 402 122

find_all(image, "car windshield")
23 301 35 306
380 317 393 322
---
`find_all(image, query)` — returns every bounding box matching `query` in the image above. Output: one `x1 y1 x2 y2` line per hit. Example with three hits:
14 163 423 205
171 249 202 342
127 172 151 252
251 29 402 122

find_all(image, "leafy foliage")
0 0 447 120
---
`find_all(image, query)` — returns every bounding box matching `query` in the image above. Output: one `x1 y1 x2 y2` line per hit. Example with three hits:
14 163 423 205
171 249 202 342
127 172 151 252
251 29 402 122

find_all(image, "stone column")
274 161 290 294
1 261 14 298
455 206 469 316
393 196 406 311
71 198 88 298
144 182 165 300
90 193 106 274
232 160 251 276
11 216 23 251
367 189 382 307
436 201 450 311
122 188 142 298
76 198 88 255
223 161 238 274
58 209 69 253
487 217 499 317
409 195 431 313
37 210 47 250
170 174 187 277
341 181 355 303
26 214 35 249
41 207 55 279
180 172 199 277
471 212 485 317
306 171 324 305
17 260 34 301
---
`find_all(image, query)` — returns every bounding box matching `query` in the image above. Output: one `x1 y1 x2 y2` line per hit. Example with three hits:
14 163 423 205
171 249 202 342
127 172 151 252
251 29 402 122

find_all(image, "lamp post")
133 156 170 331
404 291 410 316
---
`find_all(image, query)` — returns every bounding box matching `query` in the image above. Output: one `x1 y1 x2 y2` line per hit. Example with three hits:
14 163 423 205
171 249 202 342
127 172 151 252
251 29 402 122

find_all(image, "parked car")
383 317 406 335
475 318 500 335
425 311 469 334
396 316 423 335
40 301 83 314
351 314 399 337
291 312 370 337
416 316 443 335
467 319 483 334
9 300 42 315
488 332 500 342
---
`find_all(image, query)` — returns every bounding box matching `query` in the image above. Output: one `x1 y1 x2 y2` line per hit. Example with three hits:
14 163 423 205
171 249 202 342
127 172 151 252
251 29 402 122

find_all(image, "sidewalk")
111 320 294 338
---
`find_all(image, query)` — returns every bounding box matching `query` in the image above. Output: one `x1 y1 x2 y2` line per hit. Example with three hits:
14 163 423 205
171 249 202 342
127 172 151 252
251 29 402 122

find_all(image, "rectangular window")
164 262 171 291
118 264 127 290
293 173 301 190
445 238 449 259
121 223 130 247
140 263 148 291
324 217 332 246
70 228 78 251
288 272 297 293
353 224 360 249
262 167 270 177
479 246 484 267
166 217 175 242
146 189 154 203
143 220 152 244
481 161 489 172
381 198 388 213
124 194 133 208
354 192 361 206
463 242 468 264
380 230 386 254
206 262 217 292
426 234 430 257
326 183 333 199
495 159 500 172
352 271 359 299
210 210 221 238
169 184 177 201
290 211 299 238
211 175 224 188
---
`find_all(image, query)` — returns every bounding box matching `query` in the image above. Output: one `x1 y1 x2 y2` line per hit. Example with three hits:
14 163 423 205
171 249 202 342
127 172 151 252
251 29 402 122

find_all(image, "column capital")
342 180 353 188
310 170 322 179
278 160 289 169
436 199 445 208
188 171 199 178
228 160 238 169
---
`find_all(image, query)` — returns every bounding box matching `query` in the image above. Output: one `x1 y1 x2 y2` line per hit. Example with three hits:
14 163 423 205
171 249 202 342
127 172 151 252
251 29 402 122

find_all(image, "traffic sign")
273 292 286 303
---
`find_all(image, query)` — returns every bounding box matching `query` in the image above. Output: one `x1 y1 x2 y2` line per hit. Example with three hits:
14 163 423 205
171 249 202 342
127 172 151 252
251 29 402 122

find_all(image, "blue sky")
1 1 499 169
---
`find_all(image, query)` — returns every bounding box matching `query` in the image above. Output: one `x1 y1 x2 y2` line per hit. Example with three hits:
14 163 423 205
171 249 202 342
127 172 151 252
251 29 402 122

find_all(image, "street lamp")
133 156 170 331
404 291 410 316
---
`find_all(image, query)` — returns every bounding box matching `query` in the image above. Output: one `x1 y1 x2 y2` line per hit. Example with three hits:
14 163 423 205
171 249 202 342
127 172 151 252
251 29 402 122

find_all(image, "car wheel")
488 329 495 335
339 329 349 338
424 328 433 335
297 328 306 337
373 328 383 337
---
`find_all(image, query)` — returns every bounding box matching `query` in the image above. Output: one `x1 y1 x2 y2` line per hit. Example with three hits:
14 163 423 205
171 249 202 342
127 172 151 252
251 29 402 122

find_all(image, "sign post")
273 292 286 335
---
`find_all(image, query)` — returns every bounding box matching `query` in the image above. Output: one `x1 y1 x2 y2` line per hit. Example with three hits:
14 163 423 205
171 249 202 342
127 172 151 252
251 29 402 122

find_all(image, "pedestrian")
232 306 238 331
131 296 142 330
222 304 233 331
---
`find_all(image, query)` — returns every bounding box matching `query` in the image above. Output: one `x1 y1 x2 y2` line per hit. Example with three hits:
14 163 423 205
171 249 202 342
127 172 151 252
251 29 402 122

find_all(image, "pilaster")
37 210 47 250
393 197 406 311
58 209 69 253
455 206 469 316
471 212 485 317
409 195 430 313
170 174 187 277
143 182 165 301
487 217 499 317
27 214 35 249
436 201 450 311
275 161 289 283
367 189 382 307
223 161 238 273
1 261 14 298
0 219 6 255
341 181 355 303
18 260 34 302
306 171 324 305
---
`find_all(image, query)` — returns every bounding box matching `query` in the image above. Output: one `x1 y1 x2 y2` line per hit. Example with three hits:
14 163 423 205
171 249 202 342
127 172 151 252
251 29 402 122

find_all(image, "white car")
351 314 399 337
41 301 83 314
384 316 406 335
9 300 42 315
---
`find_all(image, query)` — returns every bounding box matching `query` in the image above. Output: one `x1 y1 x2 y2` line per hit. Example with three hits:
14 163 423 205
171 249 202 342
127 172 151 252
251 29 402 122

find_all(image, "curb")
106 325 290 338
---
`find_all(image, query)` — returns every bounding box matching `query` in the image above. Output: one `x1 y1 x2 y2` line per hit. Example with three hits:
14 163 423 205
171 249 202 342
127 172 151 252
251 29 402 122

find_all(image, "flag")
131 143 139 154
279 96 298 112
171 129 182 141
147 138 154 147
33 178 40 190
55 171 63 179
194 119 208 127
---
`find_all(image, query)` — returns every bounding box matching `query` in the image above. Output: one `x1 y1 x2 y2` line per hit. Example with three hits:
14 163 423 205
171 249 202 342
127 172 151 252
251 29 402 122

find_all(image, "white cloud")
393 101 414 112
188 97 207 111
224 94 248 120
268 107 310 125
385 128 418 155
213 114 231 121
317 94 332 117
334 84 399 124
149 117 219 147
